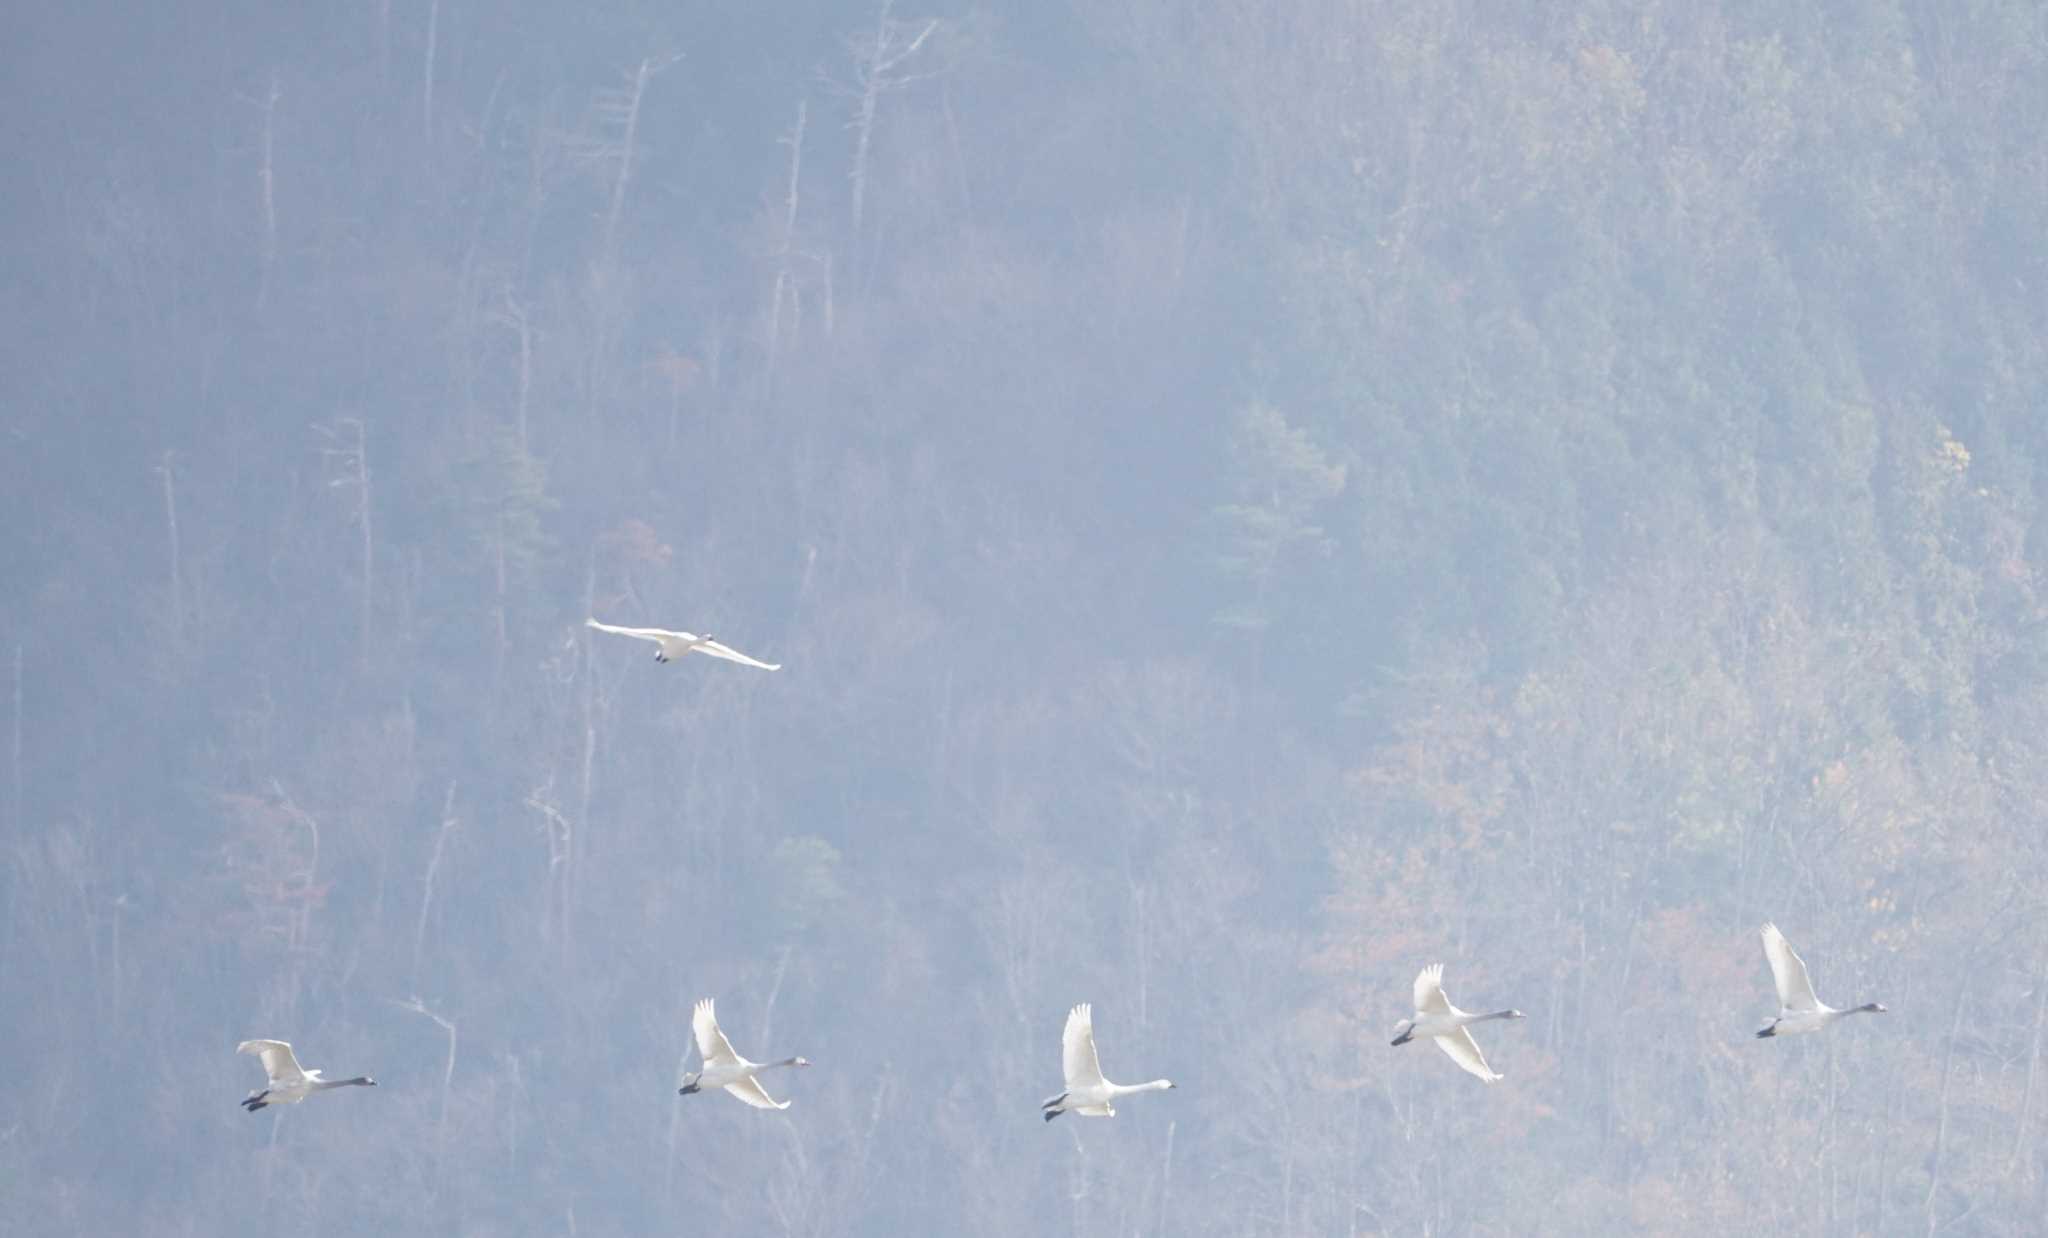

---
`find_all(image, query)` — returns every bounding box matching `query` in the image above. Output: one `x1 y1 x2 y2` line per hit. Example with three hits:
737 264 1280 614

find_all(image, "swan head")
792 1057 811 1067
1860 1002 1888 1014
1503 1009 1527 1020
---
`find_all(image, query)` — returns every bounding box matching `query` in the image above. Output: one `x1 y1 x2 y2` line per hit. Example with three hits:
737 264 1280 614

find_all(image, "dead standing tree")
588 53 682 270
316 418 374 668
839 1 940 238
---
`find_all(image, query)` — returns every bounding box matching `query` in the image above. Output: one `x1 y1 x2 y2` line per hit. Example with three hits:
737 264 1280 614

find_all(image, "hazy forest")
5 1 2048 1234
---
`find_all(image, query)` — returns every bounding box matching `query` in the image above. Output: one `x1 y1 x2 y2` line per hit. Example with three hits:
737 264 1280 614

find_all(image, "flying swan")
1041 1003 1174 1121
678 998 809 1110
1390 964 1524 1083
586 618 781 670
1755 921 1887 1038
237 1039 376 1112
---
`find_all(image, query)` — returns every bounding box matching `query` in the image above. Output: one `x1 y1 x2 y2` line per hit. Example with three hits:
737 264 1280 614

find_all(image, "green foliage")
1205 401 1347 631
764 834 849 941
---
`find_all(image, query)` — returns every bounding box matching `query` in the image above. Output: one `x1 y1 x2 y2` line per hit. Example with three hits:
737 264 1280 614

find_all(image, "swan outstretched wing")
587 618 686 644
695 639 781 671
1761 923 1821 1012
1062 1004 1107 1091
1434 1027 1503 1083
1413 964 1452 1016
238 1039 309 1086
692 999 742 1067
724 1076 790 1110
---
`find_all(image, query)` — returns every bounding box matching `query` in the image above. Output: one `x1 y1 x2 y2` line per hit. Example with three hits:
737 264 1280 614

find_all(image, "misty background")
4 1 2047 1234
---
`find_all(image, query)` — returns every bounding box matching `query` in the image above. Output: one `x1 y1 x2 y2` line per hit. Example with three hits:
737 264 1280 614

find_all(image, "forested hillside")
5 1 2047 1233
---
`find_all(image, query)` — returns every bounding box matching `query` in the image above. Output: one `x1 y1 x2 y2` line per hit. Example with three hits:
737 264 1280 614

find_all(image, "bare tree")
315 418 374 667
393 995 459 1152
8 643 21 836
410 782 459 992
421 0 439 140
765 100 809 399
589 53 683 268
237 73 281 310
839 0 940 234
155 450 184 644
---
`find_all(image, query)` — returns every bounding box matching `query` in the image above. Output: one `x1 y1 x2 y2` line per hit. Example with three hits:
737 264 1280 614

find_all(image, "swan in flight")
586 618 781 671
237 1039 376 1112
678 998 809 1110
1390 964 1524 1083
1755 921 1887 1037
1041 1003 1175 1121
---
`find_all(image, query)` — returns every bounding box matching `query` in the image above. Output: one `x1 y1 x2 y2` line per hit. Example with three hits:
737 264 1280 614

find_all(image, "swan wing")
724 1075 790 1110
1433 1027 1503 1083
1413 964 1452 1016
694 639 782 671
1761 922 1822 1012
237 1039 309 1086
692 998 743 1067
1062 1004 1108 1091
586 618 691 644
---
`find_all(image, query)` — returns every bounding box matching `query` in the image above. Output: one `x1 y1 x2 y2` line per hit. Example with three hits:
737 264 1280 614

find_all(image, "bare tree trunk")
395 997 458 1156
250 74 280 311
577 551 599 877
421 0 438 140
765 100 808 399
319 418 375 668
2013 958 2048 1174
411 782 459 992
492 508 508 701
1925 993 1966 1236
9 643 21 836
845 1 938 236
156 450 184 643
1158 1118 1176 1238
597 55 680 267
373 0 392 81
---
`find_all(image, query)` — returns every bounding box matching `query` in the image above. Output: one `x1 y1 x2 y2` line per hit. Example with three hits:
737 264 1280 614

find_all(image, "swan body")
237 1039 375 1111
1755 922 1887 1038
1041 1003 1174 1121
1390 964 1523 1083
586 618 781 671
678 998 809 1110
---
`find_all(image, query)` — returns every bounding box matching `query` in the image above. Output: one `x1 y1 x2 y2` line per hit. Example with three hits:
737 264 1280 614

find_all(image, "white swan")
1390 964 1523 1083
1041 1003 1174 1121
237 1039 376 1112
586 618 781 671
678 998 809 1109
1755 921 1887 1038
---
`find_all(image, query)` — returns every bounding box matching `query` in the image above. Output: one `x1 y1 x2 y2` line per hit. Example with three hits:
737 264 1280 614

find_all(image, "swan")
1390 964 1523 1083
1041 1003 1174 1121
237 1039 375 1112
586 618 781 671
1755 921 1887 1037
678 998 809 1109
